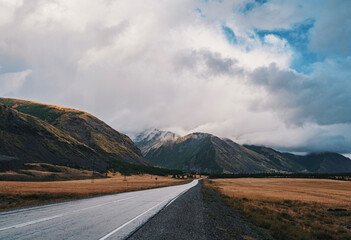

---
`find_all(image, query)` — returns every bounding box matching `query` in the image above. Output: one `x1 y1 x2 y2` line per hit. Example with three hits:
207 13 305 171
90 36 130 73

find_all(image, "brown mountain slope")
51 110 146 165
0 98 146 171
0 103 107 171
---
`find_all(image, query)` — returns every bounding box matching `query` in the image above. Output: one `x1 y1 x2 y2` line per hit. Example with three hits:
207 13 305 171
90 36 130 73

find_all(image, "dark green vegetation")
0 98 181 177
209 172 351 181
135 129 351 174
204 180 351 240
108 160 183 176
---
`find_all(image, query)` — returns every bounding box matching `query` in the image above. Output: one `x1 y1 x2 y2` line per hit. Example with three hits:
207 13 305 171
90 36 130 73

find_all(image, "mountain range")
1 97 350 175
135 129 351 173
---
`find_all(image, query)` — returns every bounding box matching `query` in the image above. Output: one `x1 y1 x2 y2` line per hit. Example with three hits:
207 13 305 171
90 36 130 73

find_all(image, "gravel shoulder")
128 181 273 240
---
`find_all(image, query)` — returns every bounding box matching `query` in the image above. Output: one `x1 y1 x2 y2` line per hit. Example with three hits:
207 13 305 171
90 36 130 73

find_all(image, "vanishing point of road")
0 180 198 240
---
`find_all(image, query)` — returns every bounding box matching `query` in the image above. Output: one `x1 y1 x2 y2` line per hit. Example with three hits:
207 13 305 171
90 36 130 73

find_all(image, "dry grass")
213 178 351 208
0 173 189 210
205 178 351 240
0 163 105 181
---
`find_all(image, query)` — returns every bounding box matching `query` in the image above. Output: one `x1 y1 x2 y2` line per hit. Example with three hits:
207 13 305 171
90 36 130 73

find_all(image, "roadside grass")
0 173 190 210
204 178 351 240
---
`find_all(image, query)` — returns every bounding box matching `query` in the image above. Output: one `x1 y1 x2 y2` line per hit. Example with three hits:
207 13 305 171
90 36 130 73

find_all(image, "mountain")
243 145 307 172
134 129 180 155
245 145 351 173
136 129 351 173
0 98 146 172
135 130 279 173
294 152 351 173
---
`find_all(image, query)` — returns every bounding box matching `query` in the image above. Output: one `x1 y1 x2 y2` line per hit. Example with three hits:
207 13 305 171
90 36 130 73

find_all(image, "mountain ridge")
135 129 351 173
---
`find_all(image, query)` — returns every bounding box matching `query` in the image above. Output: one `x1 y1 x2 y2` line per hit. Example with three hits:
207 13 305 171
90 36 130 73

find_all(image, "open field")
205 178 351 240
0 173 190 210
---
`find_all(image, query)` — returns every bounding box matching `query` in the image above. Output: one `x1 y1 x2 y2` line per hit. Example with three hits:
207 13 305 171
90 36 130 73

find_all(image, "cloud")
0 69 31 95
248 58 351 126
308 1 351 57
0 0 350 154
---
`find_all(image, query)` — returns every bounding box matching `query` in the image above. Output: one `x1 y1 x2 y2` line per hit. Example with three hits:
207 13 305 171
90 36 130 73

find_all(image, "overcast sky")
0 0 350 154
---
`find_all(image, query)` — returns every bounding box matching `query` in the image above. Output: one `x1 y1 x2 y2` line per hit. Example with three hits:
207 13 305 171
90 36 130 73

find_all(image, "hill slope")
0 98 146 172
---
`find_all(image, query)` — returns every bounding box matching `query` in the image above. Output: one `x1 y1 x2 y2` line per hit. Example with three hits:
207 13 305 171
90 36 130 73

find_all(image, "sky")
0 0 350 155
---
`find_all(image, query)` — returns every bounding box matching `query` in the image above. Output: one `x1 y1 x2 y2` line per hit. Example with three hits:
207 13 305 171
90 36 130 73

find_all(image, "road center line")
0 196 135 231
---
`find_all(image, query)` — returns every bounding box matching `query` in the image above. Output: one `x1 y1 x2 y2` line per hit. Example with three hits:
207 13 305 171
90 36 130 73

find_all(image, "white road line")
98 199 168 240
165 187 190 208
99 180 198 240
0 201 67 216
0 197 135 231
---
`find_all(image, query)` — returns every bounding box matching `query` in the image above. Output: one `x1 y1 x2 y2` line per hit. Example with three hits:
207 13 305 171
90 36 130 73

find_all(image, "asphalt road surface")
0 179 198 240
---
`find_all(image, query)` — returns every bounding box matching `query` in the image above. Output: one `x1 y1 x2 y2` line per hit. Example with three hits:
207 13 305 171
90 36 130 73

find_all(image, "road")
0 179 198 240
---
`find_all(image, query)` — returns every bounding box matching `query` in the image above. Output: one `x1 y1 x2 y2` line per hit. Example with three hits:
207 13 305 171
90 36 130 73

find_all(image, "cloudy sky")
0 0 350 155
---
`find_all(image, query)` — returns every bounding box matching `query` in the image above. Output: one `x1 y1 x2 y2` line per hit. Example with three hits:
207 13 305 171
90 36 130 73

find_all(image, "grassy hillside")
0 98 159 176
0 98 83 123
0 103 106 171
0 98 146 166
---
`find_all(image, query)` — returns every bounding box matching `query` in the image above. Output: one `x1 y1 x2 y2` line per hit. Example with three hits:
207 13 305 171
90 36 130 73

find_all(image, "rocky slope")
134 129 180 155
0 98 146 172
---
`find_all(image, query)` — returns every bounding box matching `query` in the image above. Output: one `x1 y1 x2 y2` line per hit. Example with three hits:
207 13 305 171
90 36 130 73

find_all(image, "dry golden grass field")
0 173 190 210
205 178 351 240
213 178 351 208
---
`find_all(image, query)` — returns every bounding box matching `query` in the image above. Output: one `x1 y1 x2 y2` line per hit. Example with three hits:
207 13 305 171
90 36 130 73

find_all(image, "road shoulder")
128 181 273 240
